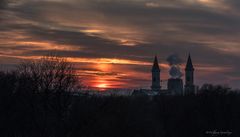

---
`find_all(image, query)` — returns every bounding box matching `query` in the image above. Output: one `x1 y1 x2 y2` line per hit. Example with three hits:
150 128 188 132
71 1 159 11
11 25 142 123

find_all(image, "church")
132 54 197 96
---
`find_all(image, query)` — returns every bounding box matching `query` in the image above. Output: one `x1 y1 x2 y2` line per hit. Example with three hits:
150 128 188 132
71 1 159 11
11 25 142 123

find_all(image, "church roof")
152 56 160 71
185 54 194 71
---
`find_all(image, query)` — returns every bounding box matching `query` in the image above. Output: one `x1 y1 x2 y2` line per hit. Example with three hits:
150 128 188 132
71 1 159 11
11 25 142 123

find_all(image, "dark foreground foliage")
0 56 240 137
1 86 240 137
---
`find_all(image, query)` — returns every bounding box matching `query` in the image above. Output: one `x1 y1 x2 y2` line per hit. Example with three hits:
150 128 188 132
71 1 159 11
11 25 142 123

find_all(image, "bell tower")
151 56 161 91
185 54 195 95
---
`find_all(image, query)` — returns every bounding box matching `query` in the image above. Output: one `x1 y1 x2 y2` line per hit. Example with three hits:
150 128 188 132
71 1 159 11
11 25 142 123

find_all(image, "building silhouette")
168 78 184 95
184 54 195 95
151 56 161 91
132 54 197 96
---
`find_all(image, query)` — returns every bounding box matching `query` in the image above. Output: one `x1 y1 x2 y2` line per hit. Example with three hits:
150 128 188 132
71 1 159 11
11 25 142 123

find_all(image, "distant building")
151 56 161 92
168 78 184 95
184 54 195 95
132 54 197 96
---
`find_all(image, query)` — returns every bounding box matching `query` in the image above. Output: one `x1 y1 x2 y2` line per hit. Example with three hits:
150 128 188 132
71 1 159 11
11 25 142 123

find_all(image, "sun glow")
97 83 108 89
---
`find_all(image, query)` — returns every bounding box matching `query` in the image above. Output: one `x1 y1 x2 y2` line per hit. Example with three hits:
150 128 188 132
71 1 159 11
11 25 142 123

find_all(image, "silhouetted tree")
17 56 78 94
1 59 240 137
14 56 80 136
199 84 233 96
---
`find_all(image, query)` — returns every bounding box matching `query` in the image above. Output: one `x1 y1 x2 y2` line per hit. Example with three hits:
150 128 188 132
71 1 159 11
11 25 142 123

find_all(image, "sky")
1 0 240 89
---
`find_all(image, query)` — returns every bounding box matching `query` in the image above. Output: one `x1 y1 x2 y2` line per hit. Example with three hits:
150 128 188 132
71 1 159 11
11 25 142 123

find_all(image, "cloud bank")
1 0 240 88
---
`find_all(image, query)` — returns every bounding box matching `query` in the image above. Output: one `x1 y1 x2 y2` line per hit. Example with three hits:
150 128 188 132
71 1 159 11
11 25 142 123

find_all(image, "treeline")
0 56 240 137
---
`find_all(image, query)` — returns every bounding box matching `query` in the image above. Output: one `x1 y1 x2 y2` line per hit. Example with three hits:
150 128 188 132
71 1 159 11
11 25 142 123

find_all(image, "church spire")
185 54 194 71
151 56 161 91
152 56 160 71
185 53 195 95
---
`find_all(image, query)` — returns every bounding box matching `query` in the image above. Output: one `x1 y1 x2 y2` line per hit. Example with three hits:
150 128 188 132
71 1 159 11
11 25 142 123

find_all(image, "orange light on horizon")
97 83 108 89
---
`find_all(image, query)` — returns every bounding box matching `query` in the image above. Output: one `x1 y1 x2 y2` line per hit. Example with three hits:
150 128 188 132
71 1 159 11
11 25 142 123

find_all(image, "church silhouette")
132 54 197 96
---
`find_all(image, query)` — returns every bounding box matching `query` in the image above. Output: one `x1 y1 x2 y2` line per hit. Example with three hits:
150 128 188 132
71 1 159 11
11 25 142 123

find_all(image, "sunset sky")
1 0 240 89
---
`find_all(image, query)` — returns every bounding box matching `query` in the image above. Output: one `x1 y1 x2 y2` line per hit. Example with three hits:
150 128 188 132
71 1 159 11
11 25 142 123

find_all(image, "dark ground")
0 71 239 137
1 93 240 137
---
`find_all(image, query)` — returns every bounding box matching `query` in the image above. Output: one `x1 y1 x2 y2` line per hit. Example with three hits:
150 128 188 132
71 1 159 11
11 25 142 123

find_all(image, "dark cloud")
0 0 7 9
1 0 240 88
3 22 240 67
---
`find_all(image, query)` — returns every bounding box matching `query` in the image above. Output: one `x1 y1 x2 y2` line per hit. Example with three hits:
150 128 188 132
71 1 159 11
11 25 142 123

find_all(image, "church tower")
151 56 161 91
185 54 195 95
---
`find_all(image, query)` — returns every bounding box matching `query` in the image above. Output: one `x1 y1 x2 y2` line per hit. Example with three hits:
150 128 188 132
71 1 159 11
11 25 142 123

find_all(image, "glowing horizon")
1 0 240 89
